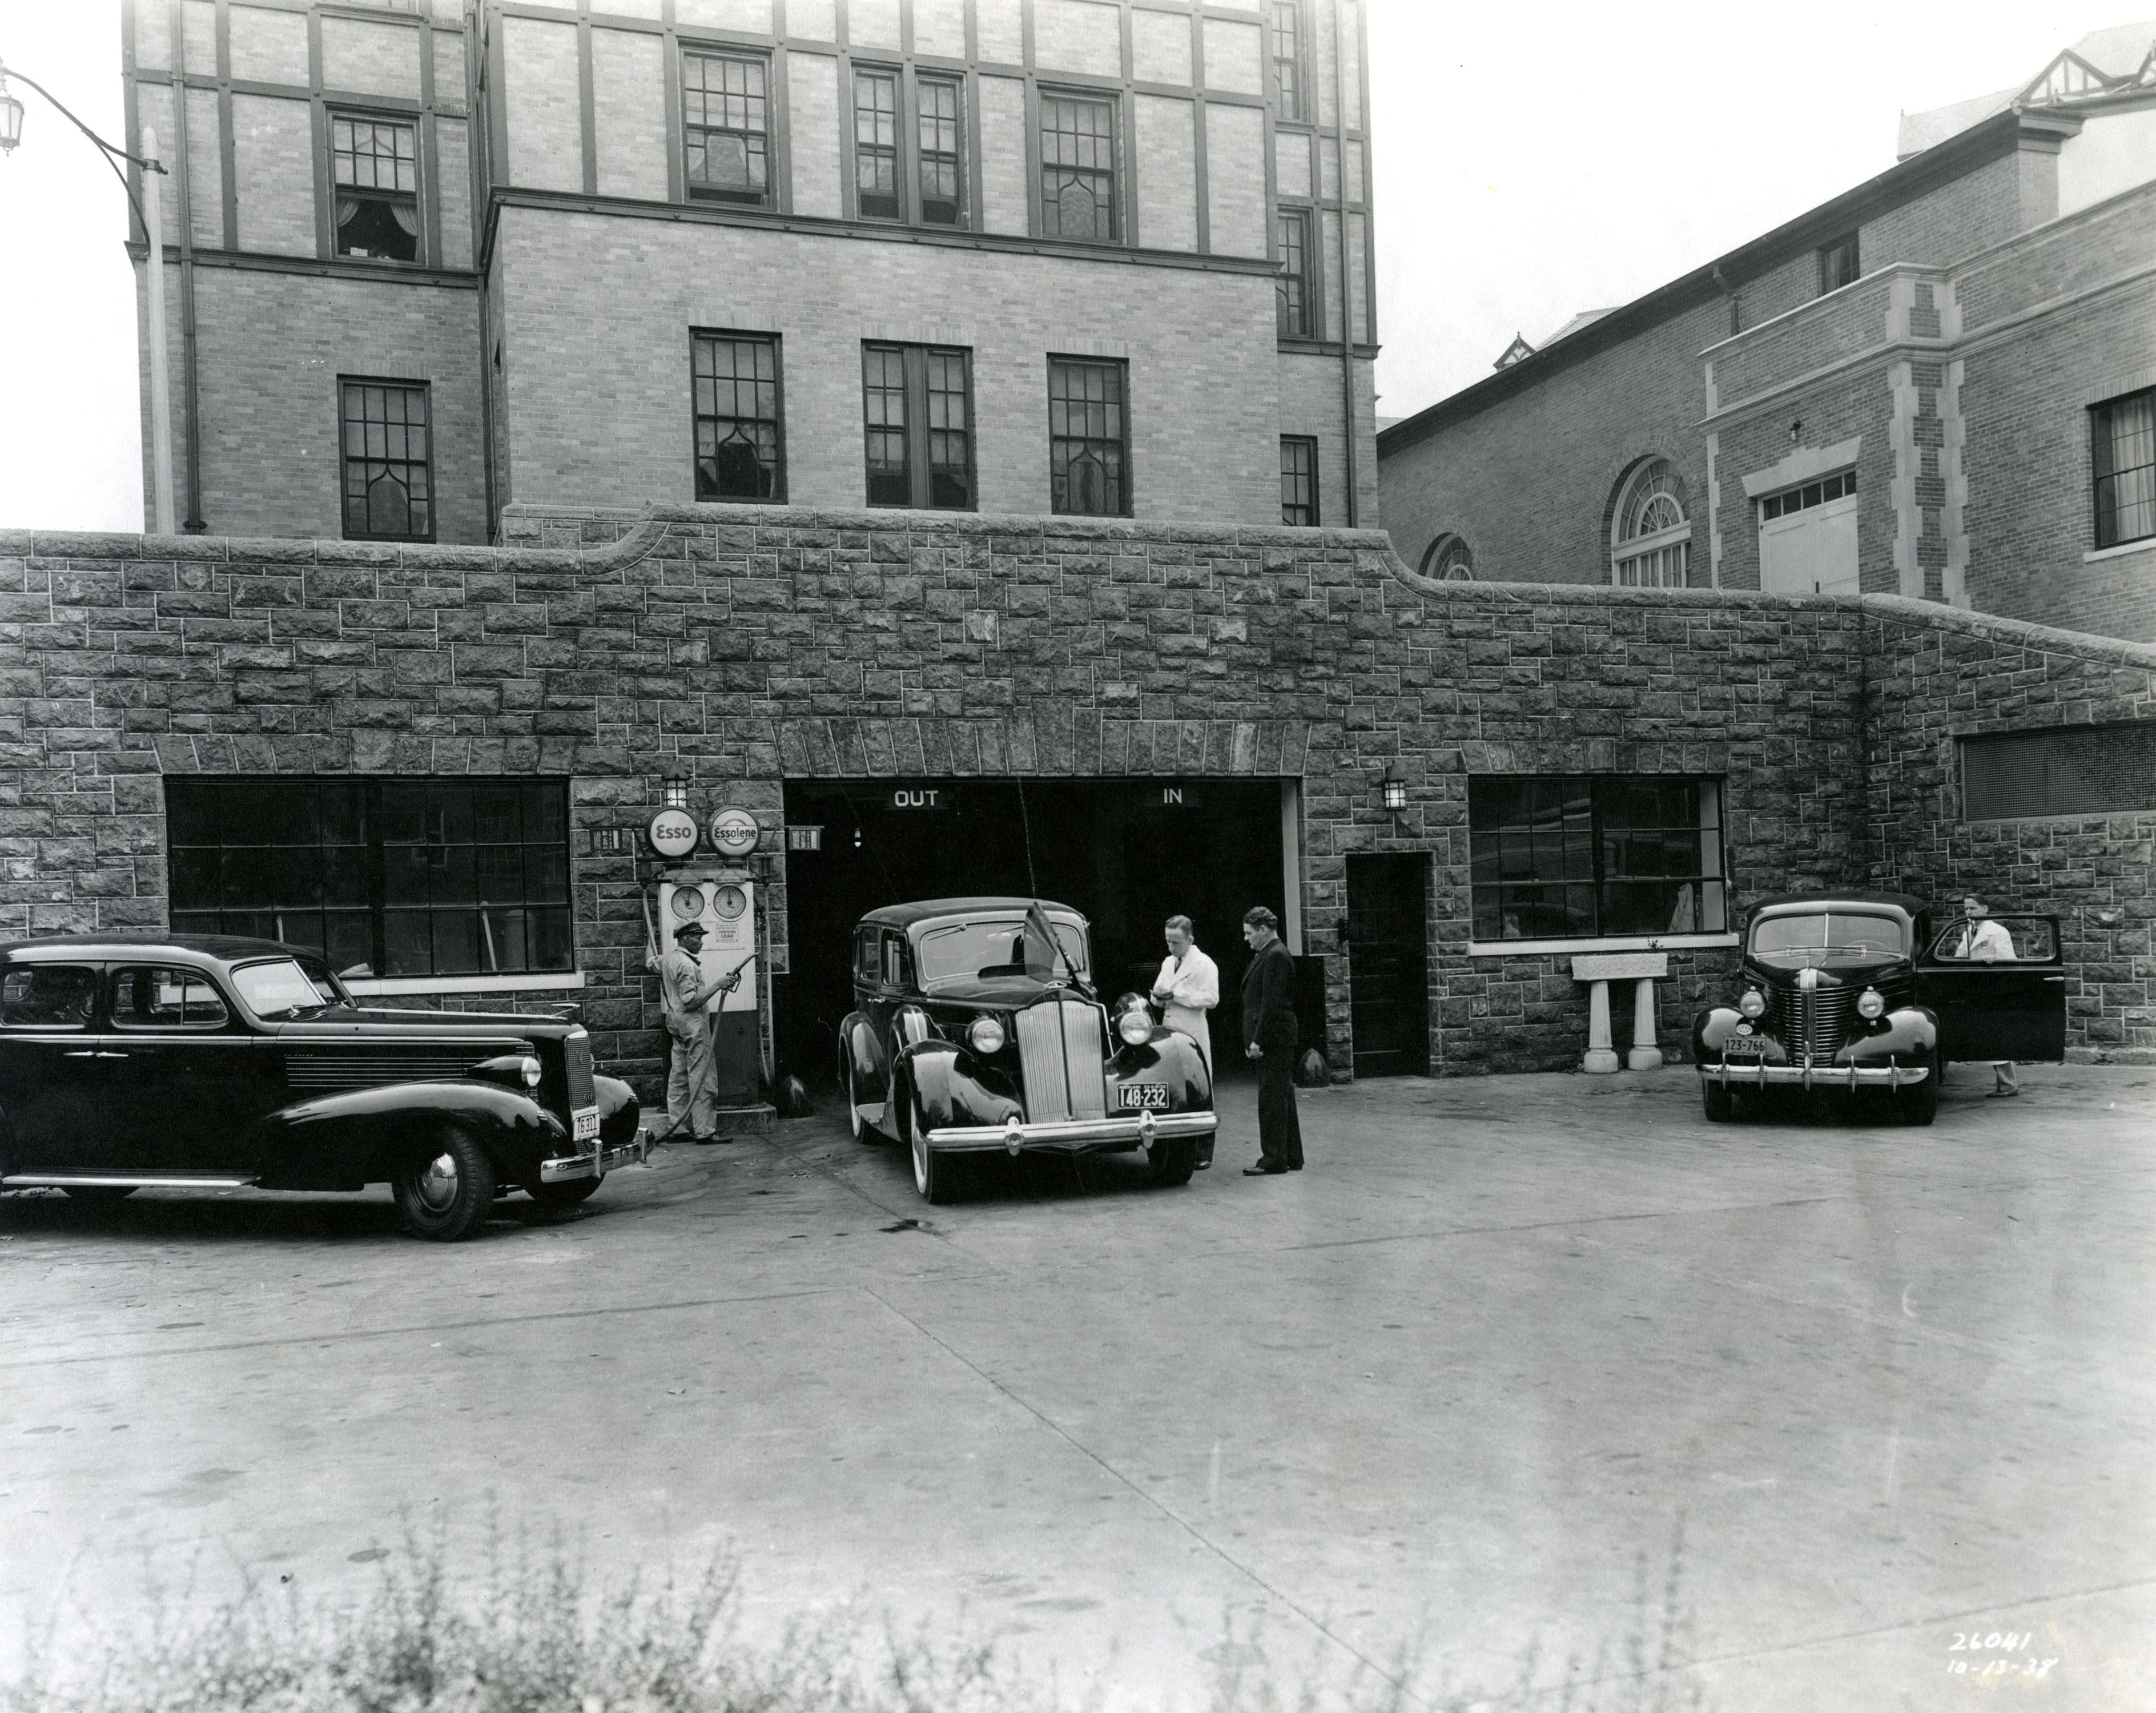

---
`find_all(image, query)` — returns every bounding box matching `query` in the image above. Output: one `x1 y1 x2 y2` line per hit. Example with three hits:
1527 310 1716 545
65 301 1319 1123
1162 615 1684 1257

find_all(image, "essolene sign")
647 808 698 858
709 806 759 857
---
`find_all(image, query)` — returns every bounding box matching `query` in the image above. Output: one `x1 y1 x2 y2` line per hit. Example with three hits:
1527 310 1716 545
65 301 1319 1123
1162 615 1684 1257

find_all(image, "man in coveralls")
1150 913 1220 1168
661 919 741 1144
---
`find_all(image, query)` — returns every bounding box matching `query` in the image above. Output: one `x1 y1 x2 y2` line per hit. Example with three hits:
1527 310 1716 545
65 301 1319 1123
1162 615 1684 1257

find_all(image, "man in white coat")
1953 894 2020 1096
1151 914 1221 1169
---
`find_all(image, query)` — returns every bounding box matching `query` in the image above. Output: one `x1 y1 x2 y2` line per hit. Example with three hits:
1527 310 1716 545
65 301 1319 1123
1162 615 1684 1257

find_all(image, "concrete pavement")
2 1063 2153 1710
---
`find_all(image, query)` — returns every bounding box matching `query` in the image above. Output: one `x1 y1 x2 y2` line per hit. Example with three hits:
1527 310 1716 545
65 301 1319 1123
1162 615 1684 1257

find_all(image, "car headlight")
1738 990 1767 1019
1856 988 1885 1020
968 1015 1005 1055
521 1055 542 1088
1117 1007 1153 1046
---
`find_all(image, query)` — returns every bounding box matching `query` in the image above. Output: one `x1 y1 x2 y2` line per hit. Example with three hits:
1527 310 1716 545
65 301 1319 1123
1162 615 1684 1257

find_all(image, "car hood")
918 976 1097 1010
1744 955 1908 987
270 1006 576 1041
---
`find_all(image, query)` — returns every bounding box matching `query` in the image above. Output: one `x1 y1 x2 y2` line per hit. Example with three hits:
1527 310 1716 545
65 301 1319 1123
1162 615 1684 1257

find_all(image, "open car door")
1917 915 2067 1064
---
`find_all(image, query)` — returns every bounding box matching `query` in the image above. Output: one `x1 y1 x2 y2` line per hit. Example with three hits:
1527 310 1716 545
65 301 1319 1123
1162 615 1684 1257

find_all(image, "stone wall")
2 505 2153 1097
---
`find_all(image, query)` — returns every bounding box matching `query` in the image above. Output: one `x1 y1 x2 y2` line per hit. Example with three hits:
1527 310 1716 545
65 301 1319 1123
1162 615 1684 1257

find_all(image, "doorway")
1346 853 1430 1076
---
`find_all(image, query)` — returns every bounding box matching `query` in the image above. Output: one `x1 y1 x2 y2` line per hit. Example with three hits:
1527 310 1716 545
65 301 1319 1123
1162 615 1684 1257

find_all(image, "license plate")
1118 1084 1170 1111
1721 1042 1765 1059
573 1107 600 1142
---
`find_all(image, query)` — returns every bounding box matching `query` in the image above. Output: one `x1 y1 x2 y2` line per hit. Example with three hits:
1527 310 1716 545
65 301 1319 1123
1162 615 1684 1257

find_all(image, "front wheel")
392 1128 496 1241
1701 1079 1735 1123
1898 1070 1939 1127
906 1087 957 1205
1147 1137 1197 1185
846 1056 867 1142
527 1173 603 1209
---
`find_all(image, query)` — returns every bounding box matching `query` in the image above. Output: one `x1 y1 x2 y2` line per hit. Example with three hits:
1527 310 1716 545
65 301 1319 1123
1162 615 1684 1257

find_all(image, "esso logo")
709 806 759 856
647 809 698 858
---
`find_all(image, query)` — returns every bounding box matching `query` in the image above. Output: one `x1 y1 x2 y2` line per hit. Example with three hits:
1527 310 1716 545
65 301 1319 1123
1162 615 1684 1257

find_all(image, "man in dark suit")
1239 906 1304 1175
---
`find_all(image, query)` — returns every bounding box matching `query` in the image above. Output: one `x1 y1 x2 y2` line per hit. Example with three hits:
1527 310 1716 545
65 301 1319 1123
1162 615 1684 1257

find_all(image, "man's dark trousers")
1256 1039 1304 1170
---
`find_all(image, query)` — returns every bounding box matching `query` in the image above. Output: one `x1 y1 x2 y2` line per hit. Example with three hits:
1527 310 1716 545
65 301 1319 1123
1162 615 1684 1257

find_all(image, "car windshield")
914 916 1091 988
232 958 344 1018
1749 912 1907 968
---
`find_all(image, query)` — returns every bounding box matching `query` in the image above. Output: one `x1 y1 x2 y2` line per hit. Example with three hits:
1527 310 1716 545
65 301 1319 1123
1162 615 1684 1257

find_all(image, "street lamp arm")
0 58 161 238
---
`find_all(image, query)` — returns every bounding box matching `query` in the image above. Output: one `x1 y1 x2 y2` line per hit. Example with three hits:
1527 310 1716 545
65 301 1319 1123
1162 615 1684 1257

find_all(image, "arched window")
1611 459 1692 588
1419 533 1474 581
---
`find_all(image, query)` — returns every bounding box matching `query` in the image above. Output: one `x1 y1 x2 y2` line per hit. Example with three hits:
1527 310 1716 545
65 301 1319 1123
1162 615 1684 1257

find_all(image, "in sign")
1163 787 1183 806
891 789 940 809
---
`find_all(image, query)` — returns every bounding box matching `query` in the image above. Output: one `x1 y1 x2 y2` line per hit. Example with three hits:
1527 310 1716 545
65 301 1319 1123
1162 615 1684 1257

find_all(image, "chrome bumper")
538 1130 653 1184
1703 1060 1930 1090
927 1109 1218 1155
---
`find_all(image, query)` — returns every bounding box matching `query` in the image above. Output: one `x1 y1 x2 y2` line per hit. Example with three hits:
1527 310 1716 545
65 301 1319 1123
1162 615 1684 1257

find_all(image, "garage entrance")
777 778 1293 1089
1346 853 1431 1076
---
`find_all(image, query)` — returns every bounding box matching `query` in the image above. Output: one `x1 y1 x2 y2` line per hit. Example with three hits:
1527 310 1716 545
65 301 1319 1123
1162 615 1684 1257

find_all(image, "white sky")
0 0 2131 530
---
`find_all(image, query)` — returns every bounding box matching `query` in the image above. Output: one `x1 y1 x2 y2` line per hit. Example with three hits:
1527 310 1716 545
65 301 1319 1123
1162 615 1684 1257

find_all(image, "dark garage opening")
1346 852 1431 1076
776 778 1293 1089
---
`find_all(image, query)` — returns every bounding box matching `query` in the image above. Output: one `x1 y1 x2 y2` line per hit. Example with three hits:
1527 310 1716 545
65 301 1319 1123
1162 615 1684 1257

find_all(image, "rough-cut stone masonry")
1 505 2151 1099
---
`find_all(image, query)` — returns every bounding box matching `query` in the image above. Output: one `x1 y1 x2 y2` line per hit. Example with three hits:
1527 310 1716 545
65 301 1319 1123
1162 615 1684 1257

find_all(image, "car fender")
251 1080 568 1191
897 1040 1020 1139
838 1011 886 1092
1833 1006 1937 1067
594 1073 641 1147
1692 1007 1791 1064
1108 1028 1213 1108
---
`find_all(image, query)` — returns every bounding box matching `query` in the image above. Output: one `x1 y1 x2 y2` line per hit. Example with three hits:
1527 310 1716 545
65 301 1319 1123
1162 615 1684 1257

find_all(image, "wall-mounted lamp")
1789 419 1803 443
663 777 689 809
1381 763 1407 814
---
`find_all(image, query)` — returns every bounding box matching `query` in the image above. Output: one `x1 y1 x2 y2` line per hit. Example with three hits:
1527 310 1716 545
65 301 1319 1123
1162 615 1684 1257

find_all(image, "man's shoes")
1242 1164 1285 1176
1288 1163 1302 1171
1989 1088 2020 1099
694 1135 735 1145
1194 1160 1212 1170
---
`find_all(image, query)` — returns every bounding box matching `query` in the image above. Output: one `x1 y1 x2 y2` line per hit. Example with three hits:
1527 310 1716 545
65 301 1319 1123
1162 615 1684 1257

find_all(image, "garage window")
167 778 573 980
1469 775 1726 942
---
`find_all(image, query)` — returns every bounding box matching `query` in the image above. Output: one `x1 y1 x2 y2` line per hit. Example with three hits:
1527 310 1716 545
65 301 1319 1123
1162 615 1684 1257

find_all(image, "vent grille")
565 1030 595 1109
287 1051 476 1093
1015 1000 1107 1122
1769 986 1860 1059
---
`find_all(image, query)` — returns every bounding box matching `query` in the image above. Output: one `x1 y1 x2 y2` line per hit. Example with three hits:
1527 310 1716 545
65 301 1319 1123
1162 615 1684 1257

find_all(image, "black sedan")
1691 892 2066 1125
838 898 1217 1203
0 933 645 1240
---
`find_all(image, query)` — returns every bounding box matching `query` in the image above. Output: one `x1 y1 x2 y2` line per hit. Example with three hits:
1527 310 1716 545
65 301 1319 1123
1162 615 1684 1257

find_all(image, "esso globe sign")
709 806 759 858
647 808 699 859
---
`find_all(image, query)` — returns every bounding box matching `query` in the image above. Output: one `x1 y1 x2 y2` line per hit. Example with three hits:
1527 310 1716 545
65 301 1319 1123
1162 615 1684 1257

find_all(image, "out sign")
891 789 940 809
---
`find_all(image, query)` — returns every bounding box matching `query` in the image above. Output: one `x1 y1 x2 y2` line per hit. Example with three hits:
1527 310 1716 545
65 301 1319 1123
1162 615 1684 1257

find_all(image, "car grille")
565 1029 595 1109
286 1051 478 1093
1015 1000 1108 1122
1769 984 1860 1060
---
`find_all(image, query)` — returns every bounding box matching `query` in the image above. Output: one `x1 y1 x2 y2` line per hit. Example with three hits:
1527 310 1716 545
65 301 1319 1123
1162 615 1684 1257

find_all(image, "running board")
2 1172 260 1191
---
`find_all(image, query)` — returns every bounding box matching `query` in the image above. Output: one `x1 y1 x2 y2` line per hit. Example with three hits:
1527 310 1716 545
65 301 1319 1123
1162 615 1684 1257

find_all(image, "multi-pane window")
1421 533 1473 581
2093 388 2155 549
167 778 574 980
918 75 965 226
683 50 769 206
1818 232 1860 295
862 343 974 510
1280 436 1318 526
692 332 783 502
331 115 419 261
1039 93 1117 242
339 379 432 542
1047 357 1129 516
1610 457 1691 588
1269 2 1305 122
1277 207 1314 338
1759 468 1857 520
1469 777 1727 943
855 69 901 220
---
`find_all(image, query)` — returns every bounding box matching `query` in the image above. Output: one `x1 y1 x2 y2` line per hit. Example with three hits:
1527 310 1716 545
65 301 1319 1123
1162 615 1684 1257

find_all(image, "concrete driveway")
2 1064 2152 1711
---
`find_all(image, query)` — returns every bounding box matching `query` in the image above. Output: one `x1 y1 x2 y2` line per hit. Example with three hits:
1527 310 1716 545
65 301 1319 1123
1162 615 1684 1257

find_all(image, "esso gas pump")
646 802 774 1127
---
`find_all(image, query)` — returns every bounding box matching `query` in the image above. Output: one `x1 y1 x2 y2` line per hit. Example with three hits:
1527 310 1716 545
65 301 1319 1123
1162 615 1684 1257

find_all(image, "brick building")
4 510 2154 1089
122 0 1379 541
1377 27 2156 644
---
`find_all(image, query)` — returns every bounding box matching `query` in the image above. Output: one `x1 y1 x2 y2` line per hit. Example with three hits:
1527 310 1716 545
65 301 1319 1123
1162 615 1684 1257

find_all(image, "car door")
104 963 277 1172
0 962 126 1173
1917 916 2067 1064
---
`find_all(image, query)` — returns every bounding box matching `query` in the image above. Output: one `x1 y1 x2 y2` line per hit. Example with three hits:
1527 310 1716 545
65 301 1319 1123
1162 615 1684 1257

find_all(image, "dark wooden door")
1346 854 1430 1076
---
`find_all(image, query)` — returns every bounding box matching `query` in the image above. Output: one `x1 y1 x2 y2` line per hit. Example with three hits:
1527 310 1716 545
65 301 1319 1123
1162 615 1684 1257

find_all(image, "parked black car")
838 898 1217 1203
1691 892 2067 1125
0 934 645 1240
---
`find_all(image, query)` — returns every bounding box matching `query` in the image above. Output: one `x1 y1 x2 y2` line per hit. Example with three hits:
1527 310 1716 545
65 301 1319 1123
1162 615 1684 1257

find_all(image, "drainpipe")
1330 0 1358 526
167 0 206 530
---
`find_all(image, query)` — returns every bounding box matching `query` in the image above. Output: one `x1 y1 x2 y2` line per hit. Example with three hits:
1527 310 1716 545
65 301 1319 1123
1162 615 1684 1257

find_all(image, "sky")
0 0 2134 530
